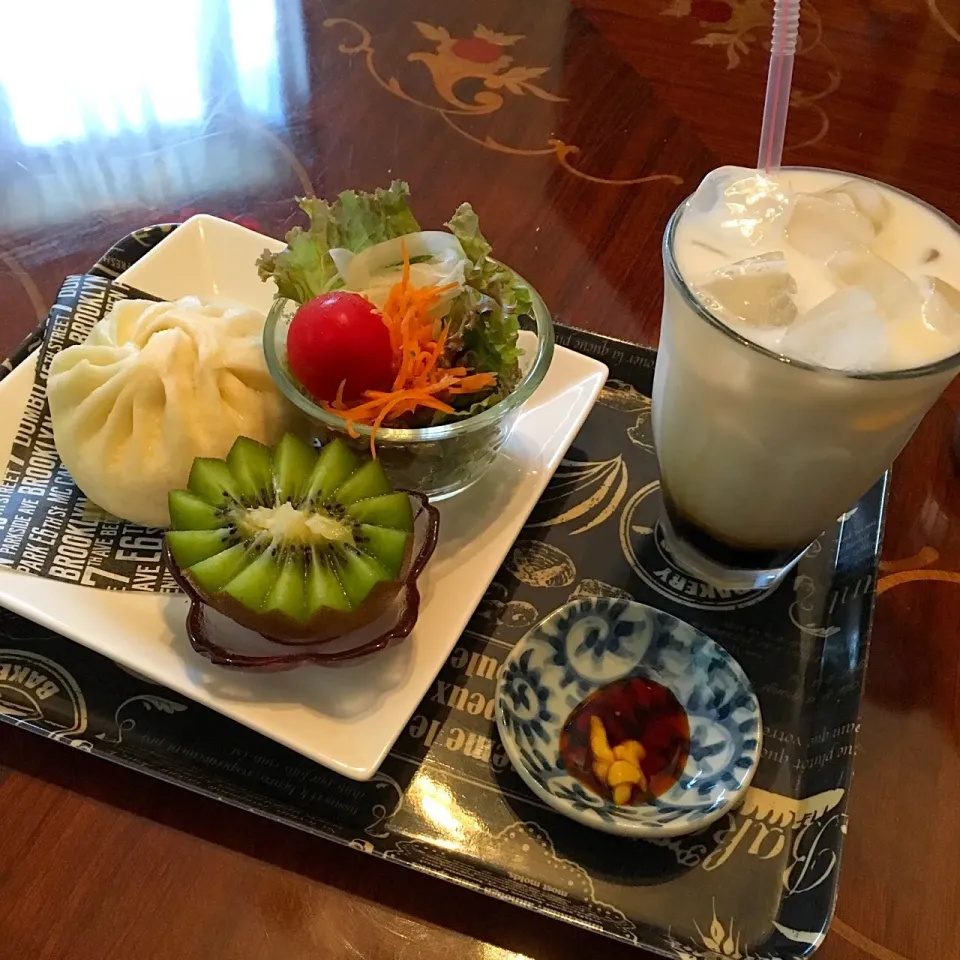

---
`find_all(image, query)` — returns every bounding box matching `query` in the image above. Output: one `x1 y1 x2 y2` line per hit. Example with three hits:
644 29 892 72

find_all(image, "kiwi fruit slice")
166 435 417 641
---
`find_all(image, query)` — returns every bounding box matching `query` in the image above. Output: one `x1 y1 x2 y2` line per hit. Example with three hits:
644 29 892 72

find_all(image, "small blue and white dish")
495 597 762 838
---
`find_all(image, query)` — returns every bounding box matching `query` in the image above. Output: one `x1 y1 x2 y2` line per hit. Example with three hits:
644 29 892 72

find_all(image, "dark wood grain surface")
1 1 959 958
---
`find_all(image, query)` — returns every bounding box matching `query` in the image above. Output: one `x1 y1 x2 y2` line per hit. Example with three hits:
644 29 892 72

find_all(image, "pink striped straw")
757 0 802 173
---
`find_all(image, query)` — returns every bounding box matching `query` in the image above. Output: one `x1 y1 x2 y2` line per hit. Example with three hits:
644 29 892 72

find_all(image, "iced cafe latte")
653 167 960 588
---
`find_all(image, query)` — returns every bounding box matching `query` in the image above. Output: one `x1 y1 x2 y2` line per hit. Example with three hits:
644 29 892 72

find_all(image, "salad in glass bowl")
259 181 554 500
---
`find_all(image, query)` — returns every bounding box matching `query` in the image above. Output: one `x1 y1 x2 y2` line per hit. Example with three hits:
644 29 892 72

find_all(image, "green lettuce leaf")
444 203 529 396
445 202 493 266
431 389 506 424
257 181 420 303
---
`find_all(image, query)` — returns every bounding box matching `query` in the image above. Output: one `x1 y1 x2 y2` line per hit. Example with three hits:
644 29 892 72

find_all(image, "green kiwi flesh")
166 435 417 641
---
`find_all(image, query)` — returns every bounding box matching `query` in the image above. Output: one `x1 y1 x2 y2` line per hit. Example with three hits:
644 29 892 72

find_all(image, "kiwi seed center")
242 502 354 545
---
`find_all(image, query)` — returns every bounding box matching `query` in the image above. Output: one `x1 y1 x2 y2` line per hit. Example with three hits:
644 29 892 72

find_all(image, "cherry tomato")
286 292 394 402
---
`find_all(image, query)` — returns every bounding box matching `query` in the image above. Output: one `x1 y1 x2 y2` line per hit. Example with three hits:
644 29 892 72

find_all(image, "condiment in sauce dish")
495 598 762 838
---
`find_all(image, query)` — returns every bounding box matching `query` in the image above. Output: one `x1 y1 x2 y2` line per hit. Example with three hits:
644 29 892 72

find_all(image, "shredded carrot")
321 241 498 455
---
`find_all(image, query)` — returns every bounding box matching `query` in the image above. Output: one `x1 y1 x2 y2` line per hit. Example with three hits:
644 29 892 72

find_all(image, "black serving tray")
0 226 885 959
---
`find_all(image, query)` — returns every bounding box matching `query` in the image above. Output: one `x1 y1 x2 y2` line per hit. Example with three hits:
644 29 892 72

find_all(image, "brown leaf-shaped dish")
164 491 440 671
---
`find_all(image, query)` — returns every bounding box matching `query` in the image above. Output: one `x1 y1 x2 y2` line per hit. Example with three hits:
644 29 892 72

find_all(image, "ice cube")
921 277 960 339
696 253 798 327
687 166 792 250
828 247 920 320
817 180 891 232
780 287 891 371
786 195 876 260
687 166 737 216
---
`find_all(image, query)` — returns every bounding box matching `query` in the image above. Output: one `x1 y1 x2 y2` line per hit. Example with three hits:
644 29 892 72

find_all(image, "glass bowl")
263 276 555 500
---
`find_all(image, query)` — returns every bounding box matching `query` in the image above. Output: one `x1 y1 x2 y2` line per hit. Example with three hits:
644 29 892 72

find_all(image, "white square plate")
0 216 607 780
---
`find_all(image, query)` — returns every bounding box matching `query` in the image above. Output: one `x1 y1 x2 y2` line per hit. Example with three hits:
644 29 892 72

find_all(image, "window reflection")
0 0 306 227
1 1 203 145
0 0 290 146
229 0 282 118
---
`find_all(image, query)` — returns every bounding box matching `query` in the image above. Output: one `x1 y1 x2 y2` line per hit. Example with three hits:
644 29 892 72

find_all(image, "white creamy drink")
653 166 960 588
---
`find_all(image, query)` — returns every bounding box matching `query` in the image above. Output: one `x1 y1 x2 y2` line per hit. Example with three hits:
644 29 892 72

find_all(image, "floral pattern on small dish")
495 598 762 837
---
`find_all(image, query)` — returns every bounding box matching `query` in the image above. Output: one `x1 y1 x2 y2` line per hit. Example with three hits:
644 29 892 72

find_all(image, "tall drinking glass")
652 168 960 589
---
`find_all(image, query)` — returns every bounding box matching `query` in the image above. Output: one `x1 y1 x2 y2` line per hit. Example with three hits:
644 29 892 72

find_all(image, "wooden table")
1 2 958 958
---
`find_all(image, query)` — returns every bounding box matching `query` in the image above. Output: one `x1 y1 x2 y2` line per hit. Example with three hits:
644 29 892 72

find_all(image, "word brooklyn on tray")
0 274 173 592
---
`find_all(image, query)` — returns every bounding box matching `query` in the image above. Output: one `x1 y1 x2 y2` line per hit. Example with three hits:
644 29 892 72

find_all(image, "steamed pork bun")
48 297 295 528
